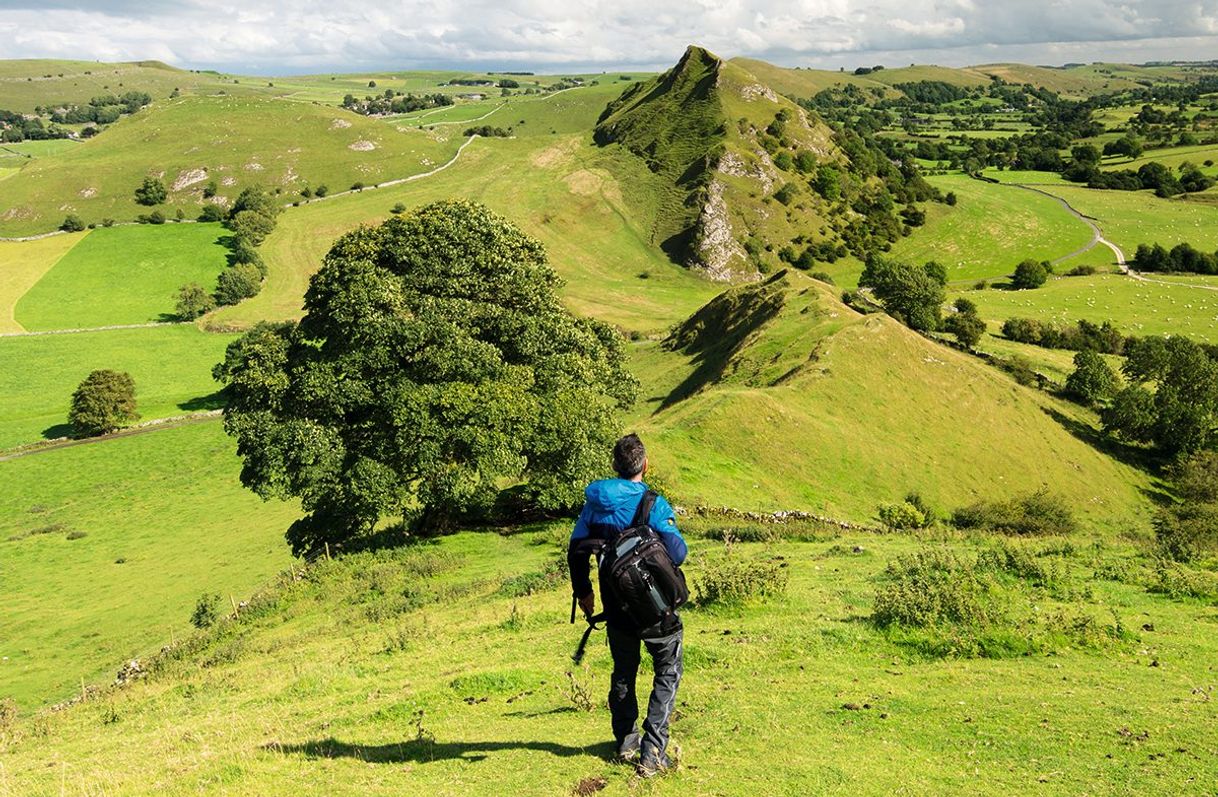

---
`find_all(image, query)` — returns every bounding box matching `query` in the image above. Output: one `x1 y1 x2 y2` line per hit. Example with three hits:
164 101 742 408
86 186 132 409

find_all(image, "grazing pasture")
0 232 84 333
14 223 231 330
0 325 233 449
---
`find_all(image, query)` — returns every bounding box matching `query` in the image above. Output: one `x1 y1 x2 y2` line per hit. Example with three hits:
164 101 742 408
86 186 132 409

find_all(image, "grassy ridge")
0 232 84 333
0 59 249 112
0 421 297 709
0 326 233 448
2 521 1214 793
627 271 1153 527
15 223 231 330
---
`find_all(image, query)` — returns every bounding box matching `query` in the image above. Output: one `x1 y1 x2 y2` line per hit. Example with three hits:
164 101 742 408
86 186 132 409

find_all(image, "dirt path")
0 411 221 462
0 320 189 338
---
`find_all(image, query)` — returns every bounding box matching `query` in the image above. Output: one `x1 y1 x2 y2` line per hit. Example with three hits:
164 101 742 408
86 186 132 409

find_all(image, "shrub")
198 205 225 223
809 271 835 285
873 549 991 628
69 369 138 438
134 176 167 206
498 556 566 597
390 202 407 214
1064 349 1118 406
1011 259 1050 289
696 554 788 605
176 283 216 320
943 307 987 348
190 593 221 628
214 263 263 306
952 489 1077 536
878 501 926 530
773 183 797 206
1066 264 1098 276
1150 561 1218 601
1153 503 1218 563
60 214 86 232
314 184 329 197
351 181 365 191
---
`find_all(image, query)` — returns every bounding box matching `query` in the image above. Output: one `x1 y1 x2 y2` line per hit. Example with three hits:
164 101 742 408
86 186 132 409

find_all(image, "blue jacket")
568 479 686 600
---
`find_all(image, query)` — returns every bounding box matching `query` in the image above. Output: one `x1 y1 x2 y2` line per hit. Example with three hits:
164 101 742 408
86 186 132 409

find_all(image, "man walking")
568 433 687 778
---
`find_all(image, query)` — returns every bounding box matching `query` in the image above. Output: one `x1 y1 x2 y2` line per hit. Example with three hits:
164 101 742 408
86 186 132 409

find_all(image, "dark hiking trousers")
606 622 683 757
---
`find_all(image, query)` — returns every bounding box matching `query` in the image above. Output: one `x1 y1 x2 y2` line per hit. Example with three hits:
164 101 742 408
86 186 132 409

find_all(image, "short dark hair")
612 433 646 478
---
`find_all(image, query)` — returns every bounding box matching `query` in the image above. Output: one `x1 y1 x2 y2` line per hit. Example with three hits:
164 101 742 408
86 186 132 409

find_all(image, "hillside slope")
0 95 459 235
0 59 253 113
628 269 1153 527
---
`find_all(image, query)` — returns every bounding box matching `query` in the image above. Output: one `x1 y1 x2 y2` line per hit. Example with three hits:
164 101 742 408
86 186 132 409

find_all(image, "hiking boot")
636 745 670 778
614 731 641 763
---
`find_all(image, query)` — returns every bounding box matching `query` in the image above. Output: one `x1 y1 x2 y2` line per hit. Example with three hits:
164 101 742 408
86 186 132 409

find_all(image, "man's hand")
578 592 595 618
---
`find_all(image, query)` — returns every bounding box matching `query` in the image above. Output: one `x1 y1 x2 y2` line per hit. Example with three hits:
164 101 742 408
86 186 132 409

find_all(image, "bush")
1064 349 1118 406
773 183 797 206
943 307 986 348
314 184 329 198
198 205 225 223
1154 503 1218 563
390 202 407 214
873 549 991 628
214 263 263 306
952 489 1077 536
69 369 138 438
176 283 216 320
1011 259 1050 290
696 554 788 605
134 176 167 206
1150 561 1218 601
60 214 86 232
809 271 835 285
191 593 221 628
878 501 926 530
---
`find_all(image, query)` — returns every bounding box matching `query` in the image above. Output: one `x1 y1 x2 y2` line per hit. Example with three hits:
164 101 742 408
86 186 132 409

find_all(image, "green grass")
1100 144 1218 177
0 232 84 333
14 223 231 330
624 271 1153 528
0 95 460 236
886 174 1094 282
0 421 297 709
0 326 234 449
211 134 720 333
957 273 1218 342
0 139 81 159
3 519 1215 794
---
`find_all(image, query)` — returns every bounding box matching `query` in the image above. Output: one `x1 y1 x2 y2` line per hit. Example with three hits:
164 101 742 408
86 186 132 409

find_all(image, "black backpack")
601 490 688 630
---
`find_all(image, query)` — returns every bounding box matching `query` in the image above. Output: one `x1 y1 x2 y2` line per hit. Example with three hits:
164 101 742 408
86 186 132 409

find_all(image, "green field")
0 233 84 333
3 517 1215 794
14 223 230 330
0 421 297 709
0 95 461 236
886 174 1094 283
0 326 234 449
958 273 1218 342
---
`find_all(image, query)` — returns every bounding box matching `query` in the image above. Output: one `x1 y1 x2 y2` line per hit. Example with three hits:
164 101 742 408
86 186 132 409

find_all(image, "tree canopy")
859 257 946 332
214 200 637 555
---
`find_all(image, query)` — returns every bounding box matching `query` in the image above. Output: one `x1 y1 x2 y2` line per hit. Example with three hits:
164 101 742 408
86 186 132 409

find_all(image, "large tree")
858 256 946 332
70 369 138 438
214 201 637 555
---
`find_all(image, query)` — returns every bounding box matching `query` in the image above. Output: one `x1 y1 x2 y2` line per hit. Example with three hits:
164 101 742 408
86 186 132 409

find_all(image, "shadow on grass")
178 390 227 412
269 736 613 764
1040 407 1155 469
41 422 74 440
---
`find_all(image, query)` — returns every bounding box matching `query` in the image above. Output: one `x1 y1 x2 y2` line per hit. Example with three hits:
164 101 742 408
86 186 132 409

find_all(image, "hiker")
568 433 687 778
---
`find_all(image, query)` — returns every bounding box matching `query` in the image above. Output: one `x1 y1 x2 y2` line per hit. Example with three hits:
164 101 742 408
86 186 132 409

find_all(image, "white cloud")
0 0 1215 72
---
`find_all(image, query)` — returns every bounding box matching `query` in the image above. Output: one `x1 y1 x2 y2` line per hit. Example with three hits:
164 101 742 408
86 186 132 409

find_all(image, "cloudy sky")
2 0 1217 74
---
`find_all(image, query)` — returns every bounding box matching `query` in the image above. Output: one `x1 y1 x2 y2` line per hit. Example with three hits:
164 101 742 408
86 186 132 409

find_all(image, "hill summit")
595 46 937 281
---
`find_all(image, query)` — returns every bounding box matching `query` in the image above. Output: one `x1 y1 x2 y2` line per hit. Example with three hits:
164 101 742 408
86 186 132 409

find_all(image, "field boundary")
0 410 221 462
0 320 189 338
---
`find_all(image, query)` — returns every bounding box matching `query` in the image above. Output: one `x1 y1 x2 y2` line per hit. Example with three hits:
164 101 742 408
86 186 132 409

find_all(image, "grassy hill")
0 95 461 236
0 59 248 113
627 269 1153 526
0 232 84 333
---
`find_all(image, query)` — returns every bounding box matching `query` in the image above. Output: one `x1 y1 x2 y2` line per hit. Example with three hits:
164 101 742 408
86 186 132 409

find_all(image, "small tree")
1011 259 1049 290
198 205 225 223
1064 350 1117 406
943 301 987 348
134 176 167 206
176 283 216 319
214 263 263 306
69 370 138 438
60 214 86 232
190 593 221 628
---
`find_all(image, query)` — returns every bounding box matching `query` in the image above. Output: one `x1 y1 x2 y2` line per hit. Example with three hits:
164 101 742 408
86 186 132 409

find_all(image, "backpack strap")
630 490 657 530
